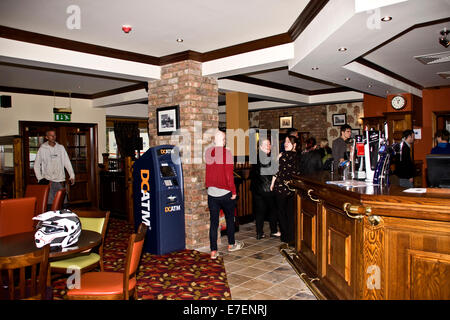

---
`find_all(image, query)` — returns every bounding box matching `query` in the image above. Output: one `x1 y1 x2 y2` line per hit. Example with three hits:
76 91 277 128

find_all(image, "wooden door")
385 112 412 143
61 126 95 205
20 121 97 207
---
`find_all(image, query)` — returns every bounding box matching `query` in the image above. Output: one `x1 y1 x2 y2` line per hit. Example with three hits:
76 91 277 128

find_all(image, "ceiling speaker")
0 95 12 108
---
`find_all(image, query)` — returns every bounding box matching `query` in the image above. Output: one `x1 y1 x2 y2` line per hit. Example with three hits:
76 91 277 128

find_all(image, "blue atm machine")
132 145 185 255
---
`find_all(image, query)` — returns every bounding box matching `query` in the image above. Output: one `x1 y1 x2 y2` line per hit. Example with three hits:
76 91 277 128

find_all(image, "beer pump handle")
384 121 388 143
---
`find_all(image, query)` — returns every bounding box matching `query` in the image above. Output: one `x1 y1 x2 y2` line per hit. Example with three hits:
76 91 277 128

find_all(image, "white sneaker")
211 251 219 259
270 232 281 238
228 240 244 252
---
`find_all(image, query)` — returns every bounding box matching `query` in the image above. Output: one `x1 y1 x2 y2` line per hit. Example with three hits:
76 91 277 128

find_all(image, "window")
106 118 149 159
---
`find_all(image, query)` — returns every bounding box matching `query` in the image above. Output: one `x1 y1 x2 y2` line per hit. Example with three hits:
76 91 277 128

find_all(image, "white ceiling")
0 0 449 105
248 69 336 91
365 21 450 88
0 0 309 56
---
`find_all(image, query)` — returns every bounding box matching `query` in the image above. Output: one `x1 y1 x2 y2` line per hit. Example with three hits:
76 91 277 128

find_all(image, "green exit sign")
54 113 71 121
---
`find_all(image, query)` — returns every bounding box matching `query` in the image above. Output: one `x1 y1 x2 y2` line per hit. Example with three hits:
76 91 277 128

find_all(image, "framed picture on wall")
351 128 360 138
279 116 293 129
157 105 180 136
332 113 347 126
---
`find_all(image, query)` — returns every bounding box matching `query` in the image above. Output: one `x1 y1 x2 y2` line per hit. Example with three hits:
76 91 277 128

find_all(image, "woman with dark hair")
270 135 300 245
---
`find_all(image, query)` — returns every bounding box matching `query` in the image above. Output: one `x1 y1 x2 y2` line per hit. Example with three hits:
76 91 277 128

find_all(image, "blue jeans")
208 193 236 251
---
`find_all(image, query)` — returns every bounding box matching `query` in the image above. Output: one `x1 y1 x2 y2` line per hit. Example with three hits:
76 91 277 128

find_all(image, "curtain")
113 121 140 159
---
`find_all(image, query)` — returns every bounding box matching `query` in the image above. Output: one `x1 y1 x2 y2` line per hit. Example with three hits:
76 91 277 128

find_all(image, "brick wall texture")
148 60 218 250
253 102 363 147
256 105 328 147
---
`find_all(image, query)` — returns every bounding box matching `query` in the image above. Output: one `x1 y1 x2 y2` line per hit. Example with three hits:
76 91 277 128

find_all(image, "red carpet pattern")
52 218 231 300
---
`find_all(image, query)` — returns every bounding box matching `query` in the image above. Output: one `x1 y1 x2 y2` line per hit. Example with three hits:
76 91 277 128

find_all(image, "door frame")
19 121 98 208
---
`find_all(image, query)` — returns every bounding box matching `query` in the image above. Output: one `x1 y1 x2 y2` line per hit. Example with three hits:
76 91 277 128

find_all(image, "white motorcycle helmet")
33 209 81 248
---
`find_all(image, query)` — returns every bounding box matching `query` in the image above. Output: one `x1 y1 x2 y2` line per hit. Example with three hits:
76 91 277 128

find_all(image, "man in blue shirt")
431 129 450 154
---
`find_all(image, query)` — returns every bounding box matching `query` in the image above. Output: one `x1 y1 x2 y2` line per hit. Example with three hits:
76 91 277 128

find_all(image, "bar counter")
283 171 450 300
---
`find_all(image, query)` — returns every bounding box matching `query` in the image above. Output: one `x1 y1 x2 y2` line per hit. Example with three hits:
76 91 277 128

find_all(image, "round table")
0 230 102 258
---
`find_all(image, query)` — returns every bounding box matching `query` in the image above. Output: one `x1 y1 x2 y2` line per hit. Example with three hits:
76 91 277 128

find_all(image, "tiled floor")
196 221 317 300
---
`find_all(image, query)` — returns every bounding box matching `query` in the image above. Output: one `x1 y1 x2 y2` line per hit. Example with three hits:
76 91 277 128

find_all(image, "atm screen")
160 165 176 177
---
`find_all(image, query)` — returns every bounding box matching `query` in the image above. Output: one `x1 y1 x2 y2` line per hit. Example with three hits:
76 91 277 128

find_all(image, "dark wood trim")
245 99 364 112
0 25 160 65
0 86 92 99
90 82 148 99
0 82 148 100
288 0 330 40
0 61 142 84
218 96 270 106
224 75 311 95
222 74 354 96
354 57 423 90
361 17 450 58
201 33 292 62
309 87 354 95
242 66 289 77
288 71 340 87
159 50 203 65
424 85 450 90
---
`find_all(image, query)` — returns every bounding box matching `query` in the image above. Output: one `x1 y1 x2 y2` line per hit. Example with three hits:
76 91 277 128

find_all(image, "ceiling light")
439 28 449 48
367 84 373 88
176 38 184 43
381 16 392 22
338 47 347 52
312 67 319 70
345 77 351 81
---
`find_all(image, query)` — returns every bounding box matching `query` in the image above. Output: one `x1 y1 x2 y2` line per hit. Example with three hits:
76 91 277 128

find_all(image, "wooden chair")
0 197 36 237
66 223 147 300
25 184 50 215
0 245 50 300
50 188 66 211
48 210 110 285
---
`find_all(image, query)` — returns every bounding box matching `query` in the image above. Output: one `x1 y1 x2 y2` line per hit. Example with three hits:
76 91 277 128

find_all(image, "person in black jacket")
250 138 278 239
270 136 300 245
393 129 415 188
299 137 323 175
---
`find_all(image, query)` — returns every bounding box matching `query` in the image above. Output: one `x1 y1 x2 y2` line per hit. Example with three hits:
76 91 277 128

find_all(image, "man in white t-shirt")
34 130 75 209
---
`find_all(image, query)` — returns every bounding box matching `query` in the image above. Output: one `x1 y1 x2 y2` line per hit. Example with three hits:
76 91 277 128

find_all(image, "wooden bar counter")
284 171 450 300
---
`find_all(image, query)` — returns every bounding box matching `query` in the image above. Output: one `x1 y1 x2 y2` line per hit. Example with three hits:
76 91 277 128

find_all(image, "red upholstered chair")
0 197 36 237
25 184 50 215
0 245 50 300
50 188 66 211
66 223 147 300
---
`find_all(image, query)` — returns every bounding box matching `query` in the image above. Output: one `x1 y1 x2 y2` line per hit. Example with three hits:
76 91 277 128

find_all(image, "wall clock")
391 95 406 110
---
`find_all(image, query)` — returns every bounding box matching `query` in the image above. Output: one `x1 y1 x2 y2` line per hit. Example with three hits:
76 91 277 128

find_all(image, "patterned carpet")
52 218 231 300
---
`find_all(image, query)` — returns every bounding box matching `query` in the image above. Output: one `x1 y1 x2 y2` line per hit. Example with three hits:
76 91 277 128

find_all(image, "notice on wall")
413 128 421 139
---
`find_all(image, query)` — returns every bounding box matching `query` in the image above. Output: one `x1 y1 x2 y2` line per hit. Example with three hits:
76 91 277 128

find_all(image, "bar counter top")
291 171 450 222
284 171 450 300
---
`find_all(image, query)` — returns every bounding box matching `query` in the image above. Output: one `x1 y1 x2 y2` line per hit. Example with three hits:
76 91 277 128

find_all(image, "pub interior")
0 0 449 301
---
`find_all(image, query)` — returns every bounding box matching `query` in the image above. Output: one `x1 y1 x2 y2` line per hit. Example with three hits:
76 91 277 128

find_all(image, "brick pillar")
148 60 218 249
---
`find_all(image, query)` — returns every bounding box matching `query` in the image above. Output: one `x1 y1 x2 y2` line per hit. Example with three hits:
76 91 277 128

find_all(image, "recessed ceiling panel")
365 22 450 88
0 64 138 94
